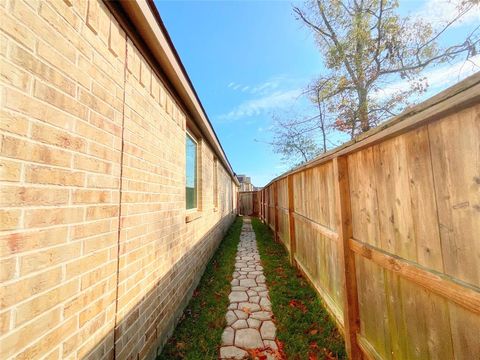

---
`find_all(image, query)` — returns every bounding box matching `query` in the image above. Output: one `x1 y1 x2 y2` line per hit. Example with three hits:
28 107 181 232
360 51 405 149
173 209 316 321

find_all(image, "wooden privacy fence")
238 191 260 216
255 74 480 360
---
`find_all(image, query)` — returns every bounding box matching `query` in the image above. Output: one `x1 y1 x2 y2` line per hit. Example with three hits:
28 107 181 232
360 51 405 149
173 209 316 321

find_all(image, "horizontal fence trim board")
357 334 383 360
292 212 339 240
262 74 480 188
294 255 345 332
349 238 480 315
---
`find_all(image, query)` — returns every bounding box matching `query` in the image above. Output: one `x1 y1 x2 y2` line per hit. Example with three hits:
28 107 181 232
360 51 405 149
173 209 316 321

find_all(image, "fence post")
265 188 268 224
274 182 279 242
287 174 297 266
261 190 265 221
260 190 262 221
333 157 362 359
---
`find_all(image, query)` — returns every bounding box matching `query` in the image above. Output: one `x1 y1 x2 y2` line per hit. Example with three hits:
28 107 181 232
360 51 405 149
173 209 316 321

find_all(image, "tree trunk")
358 88 369 132
316 92 327 153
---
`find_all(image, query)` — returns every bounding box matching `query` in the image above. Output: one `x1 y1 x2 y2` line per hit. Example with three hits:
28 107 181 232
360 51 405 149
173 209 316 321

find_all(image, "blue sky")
155 0 479 187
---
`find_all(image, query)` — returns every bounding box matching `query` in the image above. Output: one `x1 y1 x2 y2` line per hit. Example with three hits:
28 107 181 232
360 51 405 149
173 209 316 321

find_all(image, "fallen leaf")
247 348 267 360
176 342 186 350
323 348 337 360
274 339 287 360
242 307 252 315
289 299 307 313
309 329 319 335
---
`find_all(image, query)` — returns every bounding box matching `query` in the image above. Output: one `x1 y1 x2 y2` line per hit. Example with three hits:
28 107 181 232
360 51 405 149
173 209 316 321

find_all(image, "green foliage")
251 219 346 359
292 0 479 135
157 217 243 360
271 126 321 167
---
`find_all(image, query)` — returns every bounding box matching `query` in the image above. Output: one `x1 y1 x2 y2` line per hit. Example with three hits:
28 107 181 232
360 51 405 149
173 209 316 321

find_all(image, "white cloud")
250 81 280 95
226 78 286 95
414 0 480 27
218 88 302 121
375 55 480 99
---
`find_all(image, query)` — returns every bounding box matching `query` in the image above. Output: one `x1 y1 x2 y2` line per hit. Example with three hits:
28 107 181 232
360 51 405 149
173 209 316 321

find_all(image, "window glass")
213 158 218 207
186 133 197 209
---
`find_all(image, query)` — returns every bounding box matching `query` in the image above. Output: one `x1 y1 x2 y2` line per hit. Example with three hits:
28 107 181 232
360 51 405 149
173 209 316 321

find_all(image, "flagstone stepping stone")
260 297 272 306
257 275 266 283
232 319 248 330
234 310 248 319
239 278 257 287
251 311 272 321
253 286 267 292
247 318 261 329
264 340 278 351
222 327 234 345
232 286 248 291
229 291 248 303
260 321 276 340
226 310 237 325
239 302 261 312
220 346 248 359
235 328 264 348
219 219 277 358
250 296 260 304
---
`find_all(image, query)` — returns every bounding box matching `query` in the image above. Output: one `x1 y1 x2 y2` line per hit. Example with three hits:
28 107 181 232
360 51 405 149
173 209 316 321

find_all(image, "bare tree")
267 112 323 166
293 0 479 135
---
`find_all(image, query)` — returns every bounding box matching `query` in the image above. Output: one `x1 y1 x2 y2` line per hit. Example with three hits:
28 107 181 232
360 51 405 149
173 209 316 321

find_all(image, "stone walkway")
219 218 278 359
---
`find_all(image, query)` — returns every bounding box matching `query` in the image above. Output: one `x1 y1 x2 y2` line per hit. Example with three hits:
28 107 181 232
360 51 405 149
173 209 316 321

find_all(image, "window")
213 157 218 208
186 133 197 209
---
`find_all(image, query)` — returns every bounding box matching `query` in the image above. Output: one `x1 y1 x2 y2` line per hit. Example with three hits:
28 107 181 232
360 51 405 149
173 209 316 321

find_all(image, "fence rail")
243 73 480 360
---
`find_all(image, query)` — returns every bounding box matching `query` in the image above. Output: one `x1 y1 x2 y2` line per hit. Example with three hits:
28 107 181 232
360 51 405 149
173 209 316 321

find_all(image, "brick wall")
0 1 238 359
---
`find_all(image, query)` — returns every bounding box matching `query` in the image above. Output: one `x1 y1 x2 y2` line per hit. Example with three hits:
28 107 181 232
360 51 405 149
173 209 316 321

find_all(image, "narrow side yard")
158 217 243 359
252 218 346 360
158 216 345 359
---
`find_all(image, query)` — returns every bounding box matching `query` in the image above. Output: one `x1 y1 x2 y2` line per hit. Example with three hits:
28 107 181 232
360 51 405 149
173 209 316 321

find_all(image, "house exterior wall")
0 1 238 359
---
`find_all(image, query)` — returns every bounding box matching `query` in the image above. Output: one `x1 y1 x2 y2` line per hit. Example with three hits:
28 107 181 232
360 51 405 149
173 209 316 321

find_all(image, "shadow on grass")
157 217 243 360
252 218 346 360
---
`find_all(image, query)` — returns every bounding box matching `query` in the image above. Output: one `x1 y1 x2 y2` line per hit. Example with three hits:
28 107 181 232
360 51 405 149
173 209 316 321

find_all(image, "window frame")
185 130 198 212
213 157 218 211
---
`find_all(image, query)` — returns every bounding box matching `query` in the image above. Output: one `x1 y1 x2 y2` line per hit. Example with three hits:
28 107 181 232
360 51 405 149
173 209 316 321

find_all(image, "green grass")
251 218 346 360
157 217 243 360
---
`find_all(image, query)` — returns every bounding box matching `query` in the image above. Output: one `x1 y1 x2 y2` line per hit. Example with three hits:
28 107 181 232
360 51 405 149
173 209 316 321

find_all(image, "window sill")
185 211 202 223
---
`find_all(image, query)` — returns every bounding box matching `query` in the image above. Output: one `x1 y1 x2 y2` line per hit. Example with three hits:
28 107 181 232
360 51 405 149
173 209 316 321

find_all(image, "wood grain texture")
258 95 479 360
333 157 362 359
350 238 480 315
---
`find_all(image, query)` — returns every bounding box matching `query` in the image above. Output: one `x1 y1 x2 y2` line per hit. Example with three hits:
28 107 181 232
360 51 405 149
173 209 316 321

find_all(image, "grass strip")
252 218 346 360
158 217 243 360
